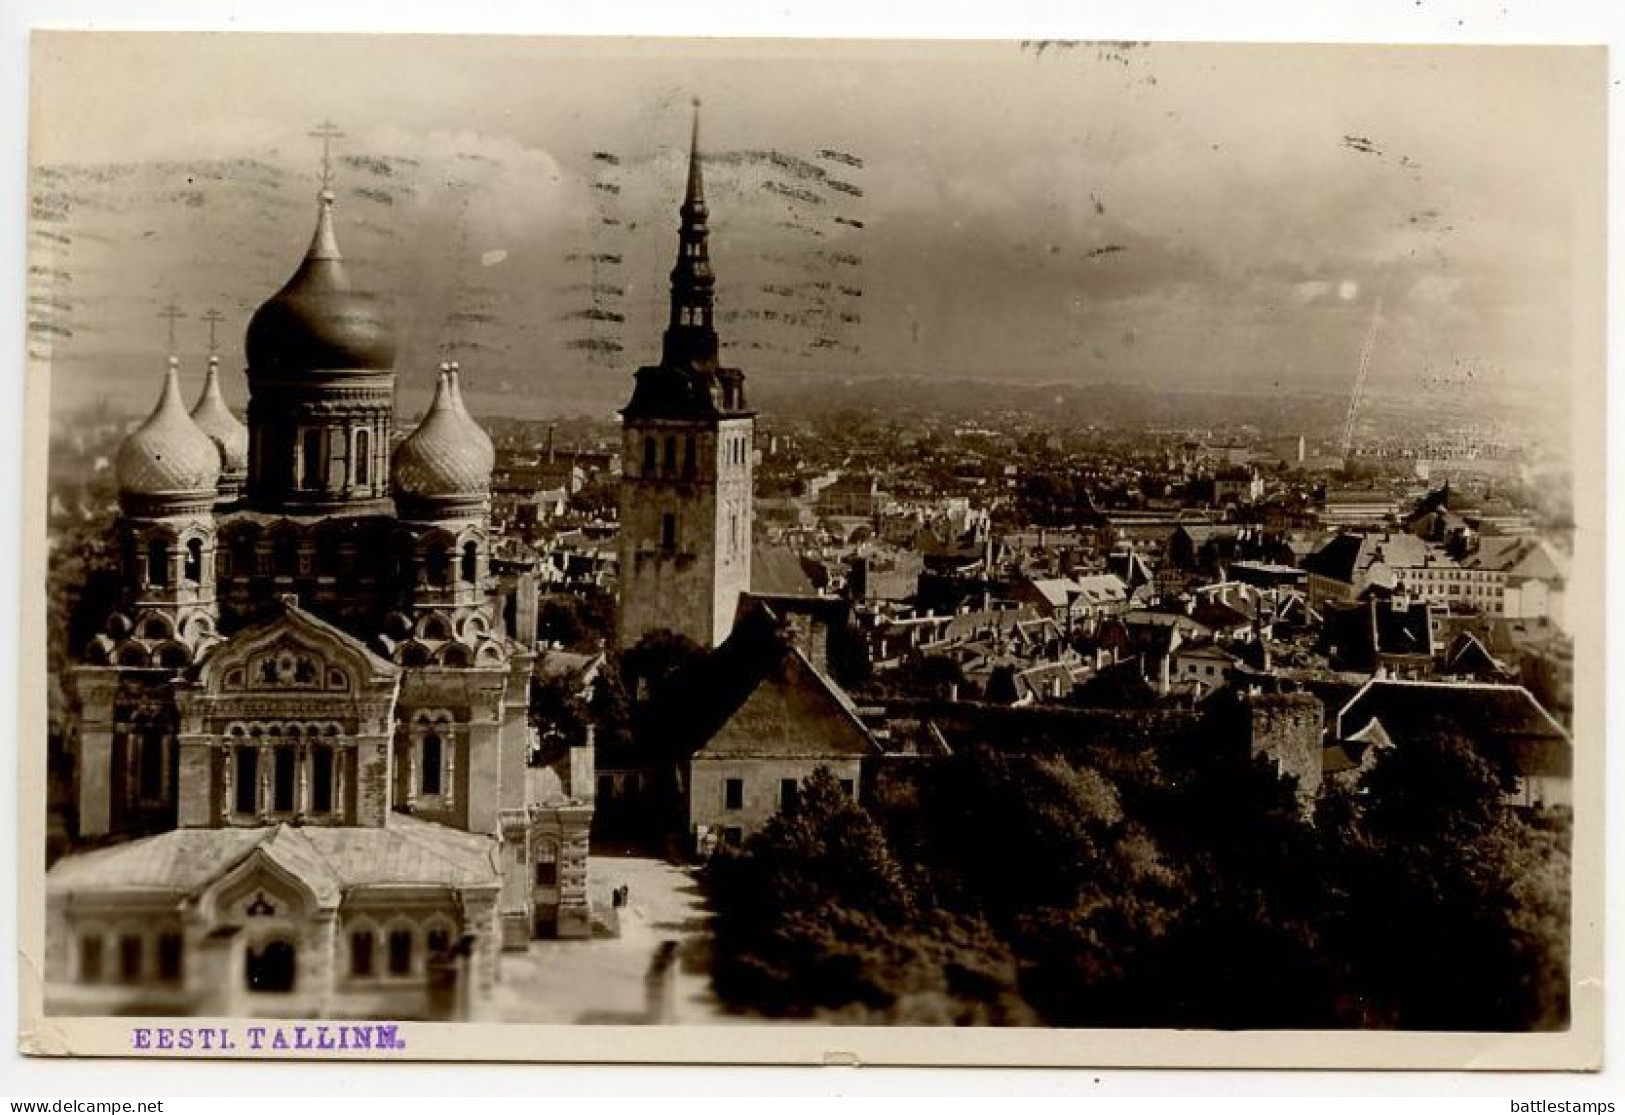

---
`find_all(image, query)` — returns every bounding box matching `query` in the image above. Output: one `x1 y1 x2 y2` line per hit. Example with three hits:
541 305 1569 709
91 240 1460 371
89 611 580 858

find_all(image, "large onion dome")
189 355 249 478
391 363 496 516
244 190 396 378
116 358 223 508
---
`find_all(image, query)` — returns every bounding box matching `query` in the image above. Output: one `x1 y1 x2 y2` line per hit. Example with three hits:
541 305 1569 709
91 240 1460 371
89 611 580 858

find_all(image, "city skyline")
29 35 1602 441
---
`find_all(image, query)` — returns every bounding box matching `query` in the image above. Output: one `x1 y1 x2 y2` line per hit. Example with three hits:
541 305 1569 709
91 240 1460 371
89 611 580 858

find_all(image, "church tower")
618 102 754 650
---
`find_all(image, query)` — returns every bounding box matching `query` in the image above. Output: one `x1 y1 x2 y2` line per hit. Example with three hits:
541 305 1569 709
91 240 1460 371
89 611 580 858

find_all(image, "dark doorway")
245 939 296 993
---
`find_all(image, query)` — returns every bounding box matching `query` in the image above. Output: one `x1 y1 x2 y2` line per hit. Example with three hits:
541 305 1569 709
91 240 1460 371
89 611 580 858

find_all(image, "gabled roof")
1304 531 1439 584
1334 679 1570 777
1442 631 1509 678
1461 536 1569 581
751 541 819 597
47 814 501 900
664 601 879 762
193 599 400 691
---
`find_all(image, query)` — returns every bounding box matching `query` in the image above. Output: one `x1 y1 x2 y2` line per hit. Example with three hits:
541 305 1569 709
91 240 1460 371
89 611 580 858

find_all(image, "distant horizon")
30 35 1601 452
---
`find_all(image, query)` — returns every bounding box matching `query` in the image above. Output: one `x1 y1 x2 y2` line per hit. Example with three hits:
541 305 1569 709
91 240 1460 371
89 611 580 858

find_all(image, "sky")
26 34 1606 428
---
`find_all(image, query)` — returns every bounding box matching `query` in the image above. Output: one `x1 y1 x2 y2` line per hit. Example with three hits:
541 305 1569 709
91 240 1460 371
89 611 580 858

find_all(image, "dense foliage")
705 728 1571 1030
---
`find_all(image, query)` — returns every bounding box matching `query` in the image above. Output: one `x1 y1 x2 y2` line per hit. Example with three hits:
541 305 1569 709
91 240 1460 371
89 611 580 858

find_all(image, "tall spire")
684 97 707 216
663 97 718 371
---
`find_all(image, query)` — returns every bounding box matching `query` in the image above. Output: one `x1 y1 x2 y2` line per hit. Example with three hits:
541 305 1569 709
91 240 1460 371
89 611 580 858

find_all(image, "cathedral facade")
46 181 593 1020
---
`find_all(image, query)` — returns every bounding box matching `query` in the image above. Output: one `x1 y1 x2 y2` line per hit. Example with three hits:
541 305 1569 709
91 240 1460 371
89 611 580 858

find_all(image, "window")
79 935 103 983
424 542 449 584
311 746 334 814
780 779 799 815
147 537 170 587
840 779 855 799
388 929 412 976
350 931 374 978
724 778 743 811
119 935 142 983
301 428 323 489
138 727 164 802
535 842 559 887
273 532 299 578
184 537 203 584
235 748 258 815
664 437 678 472
354 428 371 486
460 541 479 584
427 927 451 960
684 434 697 476
272 747 295 813
157 932 183 983
421 733 443 796
661 513 677 552
730 513 739 555
643 436 656 473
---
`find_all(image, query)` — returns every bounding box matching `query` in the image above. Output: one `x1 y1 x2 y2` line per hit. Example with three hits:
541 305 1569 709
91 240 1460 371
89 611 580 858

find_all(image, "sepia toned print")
20 33 1604 1065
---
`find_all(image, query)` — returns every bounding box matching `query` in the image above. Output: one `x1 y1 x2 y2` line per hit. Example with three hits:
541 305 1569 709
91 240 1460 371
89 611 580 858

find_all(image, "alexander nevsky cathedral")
44 144 604 1019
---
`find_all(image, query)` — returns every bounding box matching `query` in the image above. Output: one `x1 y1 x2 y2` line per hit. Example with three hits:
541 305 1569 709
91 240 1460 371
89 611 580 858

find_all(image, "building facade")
48 181 594 1019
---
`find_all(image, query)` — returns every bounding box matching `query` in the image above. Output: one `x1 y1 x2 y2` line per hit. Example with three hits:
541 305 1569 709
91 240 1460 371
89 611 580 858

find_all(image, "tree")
620 628 707 706
1319 722 1571 1030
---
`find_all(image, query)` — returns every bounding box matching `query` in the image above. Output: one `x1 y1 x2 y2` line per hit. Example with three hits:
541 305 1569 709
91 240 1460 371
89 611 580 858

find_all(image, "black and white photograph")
17 29 1606 1068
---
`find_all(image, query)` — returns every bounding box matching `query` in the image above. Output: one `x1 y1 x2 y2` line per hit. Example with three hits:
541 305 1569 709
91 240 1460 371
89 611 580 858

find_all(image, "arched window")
301 428 323 489
146 536 170 587
233 530 258 578
138 725 165 802
426 925 452 960
387 928 413 976
311 746 334 814
273 532 299 578
354 428 371 487
349 930 374 978
642 437 656 473
421 732 443 796
534 842 558 887
183 537 203 584
660 513 677 552
272 746 295 812
234 747 258 815
460 541 478 584
424 542 450 585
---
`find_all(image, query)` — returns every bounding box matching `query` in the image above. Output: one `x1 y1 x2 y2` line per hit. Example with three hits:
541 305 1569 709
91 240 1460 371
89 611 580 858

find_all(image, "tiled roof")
751 542 818 597
48 815 501 900
1335 680 1570 777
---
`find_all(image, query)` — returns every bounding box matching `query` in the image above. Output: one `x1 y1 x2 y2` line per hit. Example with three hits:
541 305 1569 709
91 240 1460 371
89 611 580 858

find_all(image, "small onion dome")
391 363 496 513
116 358 223 503
189 356 249 476
245 190 396 378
